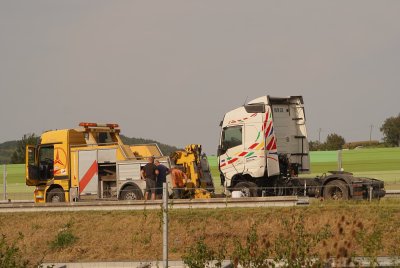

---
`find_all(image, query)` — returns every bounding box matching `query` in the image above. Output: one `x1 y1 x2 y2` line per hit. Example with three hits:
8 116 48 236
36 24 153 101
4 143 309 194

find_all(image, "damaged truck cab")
218 96 385 200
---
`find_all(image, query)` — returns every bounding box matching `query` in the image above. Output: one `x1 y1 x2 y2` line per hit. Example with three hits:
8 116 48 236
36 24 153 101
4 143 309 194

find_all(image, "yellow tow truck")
25 122 170 203
26 122 214 203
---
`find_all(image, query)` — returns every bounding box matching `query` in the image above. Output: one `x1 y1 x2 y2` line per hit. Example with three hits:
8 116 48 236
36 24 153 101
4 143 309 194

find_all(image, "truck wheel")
233 182 259 197
323 180 349 200
47 188 65 203
120 185 143 200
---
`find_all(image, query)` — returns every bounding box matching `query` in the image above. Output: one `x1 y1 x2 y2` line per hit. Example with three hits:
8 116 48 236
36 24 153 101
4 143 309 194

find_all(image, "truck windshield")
97 132 113 144
222 126 242 150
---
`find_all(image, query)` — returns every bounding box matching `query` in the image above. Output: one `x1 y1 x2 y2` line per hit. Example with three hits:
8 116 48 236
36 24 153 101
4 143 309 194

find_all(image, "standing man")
141 156 159 200
155 160 170 199
170 167 187 199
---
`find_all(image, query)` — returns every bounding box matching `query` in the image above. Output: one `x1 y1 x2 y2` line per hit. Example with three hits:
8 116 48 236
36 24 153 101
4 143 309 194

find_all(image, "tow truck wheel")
47 188 65 203
233 182 259 197
323 180 349 200
120 185 143 200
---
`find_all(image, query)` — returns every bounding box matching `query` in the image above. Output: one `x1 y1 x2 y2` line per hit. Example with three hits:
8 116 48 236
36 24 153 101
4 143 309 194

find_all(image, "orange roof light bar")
79 122 97 127
79 122 119 128
106 123 119 128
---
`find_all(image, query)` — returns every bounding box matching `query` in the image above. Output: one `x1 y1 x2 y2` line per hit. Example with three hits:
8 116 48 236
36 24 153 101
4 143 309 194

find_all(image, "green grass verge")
2 202 400 263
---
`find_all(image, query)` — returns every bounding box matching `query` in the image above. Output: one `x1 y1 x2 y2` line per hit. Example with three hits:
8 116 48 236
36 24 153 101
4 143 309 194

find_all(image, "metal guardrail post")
369 185 373 202
3 164 6 200
162 182 168 268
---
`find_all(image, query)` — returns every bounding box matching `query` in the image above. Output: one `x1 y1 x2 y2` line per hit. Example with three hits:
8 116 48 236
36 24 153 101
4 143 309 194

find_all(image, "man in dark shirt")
141 156 158 200
155 160 170 199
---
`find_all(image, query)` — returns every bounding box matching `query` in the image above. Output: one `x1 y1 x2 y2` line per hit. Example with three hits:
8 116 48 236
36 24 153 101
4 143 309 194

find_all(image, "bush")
0 233 30 268
343 140 380 149
182 235 225 268
231 223 272 268
274 214 332 268
49 225 78 250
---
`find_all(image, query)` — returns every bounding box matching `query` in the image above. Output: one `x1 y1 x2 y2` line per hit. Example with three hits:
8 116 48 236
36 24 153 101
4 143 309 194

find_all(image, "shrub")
231 223 272 268
274 214 332 268
343 141 380 149
182 235 224 268
49 227 78 250
0 233 30 268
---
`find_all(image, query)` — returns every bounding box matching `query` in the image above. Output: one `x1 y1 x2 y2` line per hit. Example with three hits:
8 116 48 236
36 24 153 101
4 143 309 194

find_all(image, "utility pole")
318 128 322 143
369 125 373 142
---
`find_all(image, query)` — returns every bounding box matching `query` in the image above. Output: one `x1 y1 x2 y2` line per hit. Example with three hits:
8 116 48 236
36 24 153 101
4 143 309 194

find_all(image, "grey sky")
1 1 399 153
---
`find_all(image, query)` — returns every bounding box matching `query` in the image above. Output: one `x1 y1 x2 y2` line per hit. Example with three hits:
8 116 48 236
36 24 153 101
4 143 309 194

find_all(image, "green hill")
0 140 17 164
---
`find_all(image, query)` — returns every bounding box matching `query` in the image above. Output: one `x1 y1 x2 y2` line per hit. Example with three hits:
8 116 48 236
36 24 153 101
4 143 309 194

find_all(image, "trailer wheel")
47 188 65 203
233 182 259 197
120 185 143 200
323 180 349 200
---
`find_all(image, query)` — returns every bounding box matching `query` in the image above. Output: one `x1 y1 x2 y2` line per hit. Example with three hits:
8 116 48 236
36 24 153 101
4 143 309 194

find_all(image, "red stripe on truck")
267 137 277 150
79 161 98 193
249 143 259 149
228 158 238 164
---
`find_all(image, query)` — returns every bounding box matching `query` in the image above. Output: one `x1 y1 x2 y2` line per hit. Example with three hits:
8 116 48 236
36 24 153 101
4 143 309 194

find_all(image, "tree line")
310 113 400 151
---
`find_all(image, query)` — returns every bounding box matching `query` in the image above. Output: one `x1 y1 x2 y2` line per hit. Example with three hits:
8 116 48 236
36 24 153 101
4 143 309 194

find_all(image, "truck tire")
233 182 259 197
120 185 143 200
47 188 65 203
323 180 349 200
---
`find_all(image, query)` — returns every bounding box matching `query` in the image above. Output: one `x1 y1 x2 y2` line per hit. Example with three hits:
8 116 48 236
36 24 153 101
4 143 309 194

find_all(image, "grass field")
308 148 400 190
310 148 400 180
0 148 399 197
0 164 34 199
1 201 400 263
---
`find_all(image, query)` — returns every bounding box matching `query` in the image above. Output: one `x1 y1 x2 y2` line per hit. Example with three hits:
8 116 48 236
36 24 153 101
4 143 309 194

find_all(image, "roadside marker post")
162 182 168 268
3 164 6 200
338 150 343 171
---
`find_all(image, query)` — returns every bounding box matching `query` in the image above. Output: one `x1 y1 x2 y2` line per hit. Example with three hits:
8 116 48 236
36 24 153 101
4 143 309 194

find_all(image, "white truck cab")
218 96 310 193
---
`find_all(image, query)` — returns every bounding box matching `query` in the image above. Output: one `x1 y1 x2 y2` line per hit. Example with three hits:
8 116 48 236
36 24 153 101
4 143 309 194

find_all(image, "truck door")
219 125 245 181
26 145 39 186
